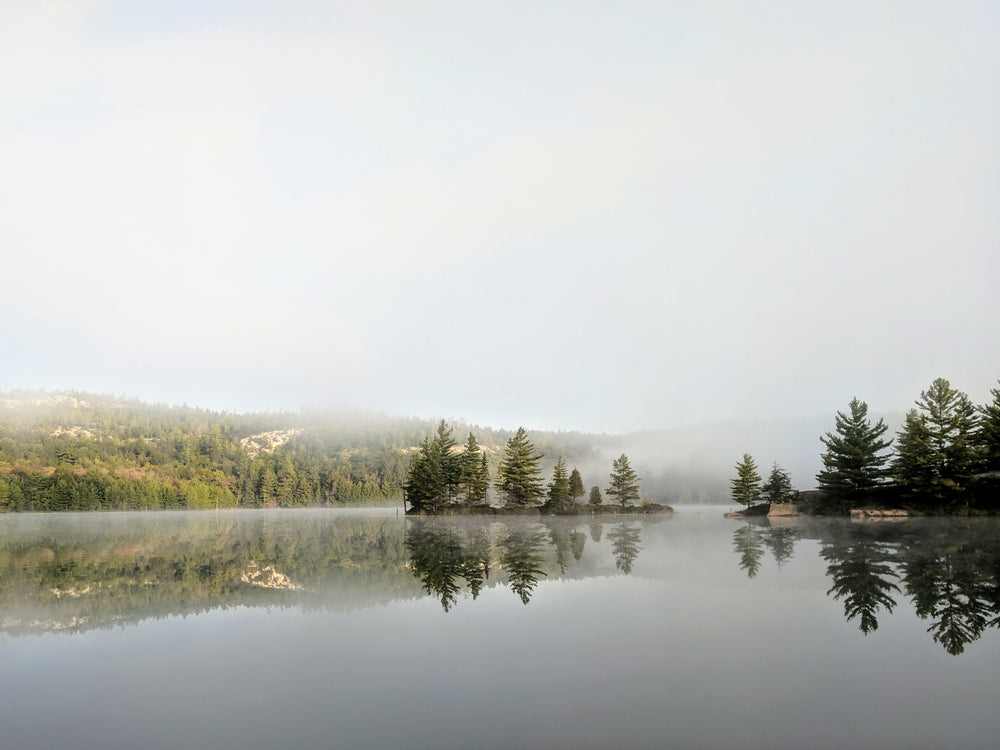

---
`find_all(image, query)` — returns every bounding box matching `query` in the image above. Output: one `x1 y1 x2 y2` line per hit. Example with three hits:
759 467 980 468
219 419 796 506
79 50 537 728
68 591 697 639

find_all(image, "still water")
1 507 998 749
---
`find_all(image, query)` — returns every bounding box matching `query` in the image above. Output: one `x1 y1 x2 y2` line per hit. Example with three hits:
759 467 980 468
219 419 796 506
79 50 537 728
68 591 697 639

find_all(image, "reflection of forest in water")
404 518 645 610
732 517 1000 655
0 513 650 634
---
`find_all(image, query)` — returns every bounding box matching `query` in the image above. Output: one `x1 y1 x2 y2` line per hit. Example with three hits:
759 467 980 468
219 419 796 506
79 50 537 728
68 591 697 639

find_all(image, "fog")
2 2 998 435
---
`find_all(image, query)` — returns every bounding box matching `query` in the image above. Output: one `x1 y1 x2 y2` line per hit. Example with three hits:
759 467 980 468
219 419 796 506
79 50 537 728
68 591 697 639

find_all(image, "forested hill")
0 391 604 512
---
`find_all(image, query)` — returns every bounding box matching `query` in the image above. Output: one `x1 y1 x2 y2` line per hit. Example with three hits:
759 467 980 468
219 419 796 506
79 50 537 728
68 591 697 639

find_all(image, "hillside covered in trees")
0 392 604 512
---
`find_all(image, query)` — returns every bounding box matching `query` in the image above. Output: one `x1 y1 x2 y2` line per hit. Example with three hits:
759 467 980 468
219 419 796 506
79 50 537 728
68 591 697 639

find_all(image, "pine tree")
975 381 1000 472
816 398 892 500
568 468 585 504
545 457 571 511
497 427 545 506
893 378 979 505
589 486 603 505
607 454 640 507
761 463 796 504
404 421 462 512
459 433 489 506
730 453 762 510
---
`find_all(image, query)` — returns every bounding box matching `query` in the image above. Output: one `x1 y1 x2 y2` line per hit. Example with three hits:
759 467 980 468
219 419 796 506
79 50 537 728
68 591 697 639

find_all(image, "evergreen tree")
761 463 796 504
607 454 640 507
568 468 585 504
893 378 979 505
404 421 461 512
730 453 762 509
816 398 892 500
975 381 1000 472
459 433 489 506
892 410 935 500
497 427 545 507
545 457 571 511
589 486 603 505
434 420 461 501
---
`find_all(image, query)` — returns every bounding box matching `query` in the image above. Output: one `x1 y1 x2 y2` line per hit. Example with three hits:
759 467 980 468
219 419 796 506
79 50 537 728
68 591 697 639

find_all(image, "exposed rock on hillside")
239 429 302 458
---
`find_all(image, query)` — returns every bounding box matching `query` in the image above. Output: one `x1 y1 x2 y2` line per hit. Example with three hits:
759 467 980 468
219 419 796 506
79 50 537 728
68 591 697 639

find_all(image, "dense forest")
0 392 603 512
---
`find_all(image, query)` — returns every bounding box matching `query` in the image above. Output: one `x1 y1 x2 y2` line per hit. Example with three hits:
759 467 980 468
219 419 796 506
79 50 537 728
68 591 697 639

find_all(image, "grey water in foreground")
1 508 998 750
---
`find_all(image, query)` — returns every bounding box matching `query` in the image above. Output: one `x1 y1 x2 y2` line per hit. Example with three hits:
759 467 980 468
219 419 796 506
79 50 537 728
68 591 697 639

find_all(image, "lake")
1 507 998 749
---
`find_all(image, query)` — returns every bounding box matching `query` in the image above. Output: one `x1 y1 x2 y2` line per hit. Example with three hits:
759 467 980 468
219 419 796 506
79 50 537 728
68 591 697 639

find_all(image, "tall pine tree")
459 432 489 506
731 454 762 510
497 427 545 507
545 457 571 512
568 468 585 504
975 381 1000 473
607 454 640 508
816 398 892 501
893 378 978 505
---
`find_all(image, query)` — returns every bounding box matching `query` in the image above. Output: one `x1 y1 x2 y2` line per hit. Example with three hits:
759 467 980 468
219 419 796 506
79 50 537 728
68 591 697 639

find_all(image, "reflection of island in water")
405 518 646 609
0 513 652 635
732 517 1000 655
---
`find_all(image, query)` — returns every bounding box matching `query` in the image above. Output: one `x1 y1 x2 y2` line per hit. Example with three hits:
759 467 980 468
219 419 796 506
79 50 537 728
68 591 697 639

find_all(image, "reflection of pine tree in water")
500 529 548 605
460 528 491 600
732 524 765 578
763 526 798 567
548 527 572 574
821 529 900 635
405 522 466 612
570 531 586 562
900 530 997 655
608 522 642 575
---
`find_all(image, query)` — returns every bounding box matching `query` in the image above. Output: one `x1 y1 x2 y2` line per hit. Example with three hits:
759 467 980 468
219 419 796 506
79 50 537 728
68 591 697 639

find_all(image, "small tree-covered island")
728 377 1000 517
404 422 670 515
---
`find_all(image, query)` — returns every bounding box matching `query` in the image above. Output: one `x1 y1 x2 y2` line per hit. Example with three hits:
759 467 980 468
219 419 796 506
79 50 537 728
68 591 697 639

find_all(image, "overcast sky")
1 1 998 432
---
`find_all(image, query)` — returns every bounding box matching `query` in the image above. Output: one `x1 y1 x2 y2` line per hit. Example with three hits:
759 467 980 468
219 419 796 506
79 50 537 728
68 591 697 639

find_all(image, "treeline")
731 377 1000 513
403 421 647 513
0 392 601 512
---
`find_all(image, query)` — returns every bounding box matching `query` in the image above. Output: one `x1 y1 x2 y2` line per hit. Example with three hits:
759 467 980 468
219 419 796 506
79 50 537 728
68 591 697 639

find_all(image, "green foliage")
761 463 796 504
458 432 489 506
497 427 545 507
544 457 571 512
568 467 585 502
589 485 603 505
816 398 892 500
893 378 979 506
730 453 762 510
607 454 640 507
976 381 1000 472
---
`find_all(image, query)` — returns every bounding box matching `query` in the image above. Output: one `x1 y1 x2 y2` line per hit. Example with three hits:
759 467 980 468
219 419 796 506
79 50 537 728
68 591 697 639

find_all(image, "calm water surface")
1 507 998 749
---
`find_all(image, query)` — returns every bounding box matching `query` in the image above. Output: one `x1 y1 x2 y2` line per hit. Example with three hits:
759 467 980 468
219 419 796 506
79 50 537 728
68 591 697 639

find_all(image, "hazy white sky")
2 0 998 431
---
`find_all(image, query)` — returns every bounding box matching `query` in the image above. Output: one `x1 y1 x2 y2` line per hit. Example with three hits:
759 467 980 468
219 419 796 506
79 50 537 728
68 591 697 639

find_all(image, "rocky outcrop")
767 503 799 517
239 429 302 459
